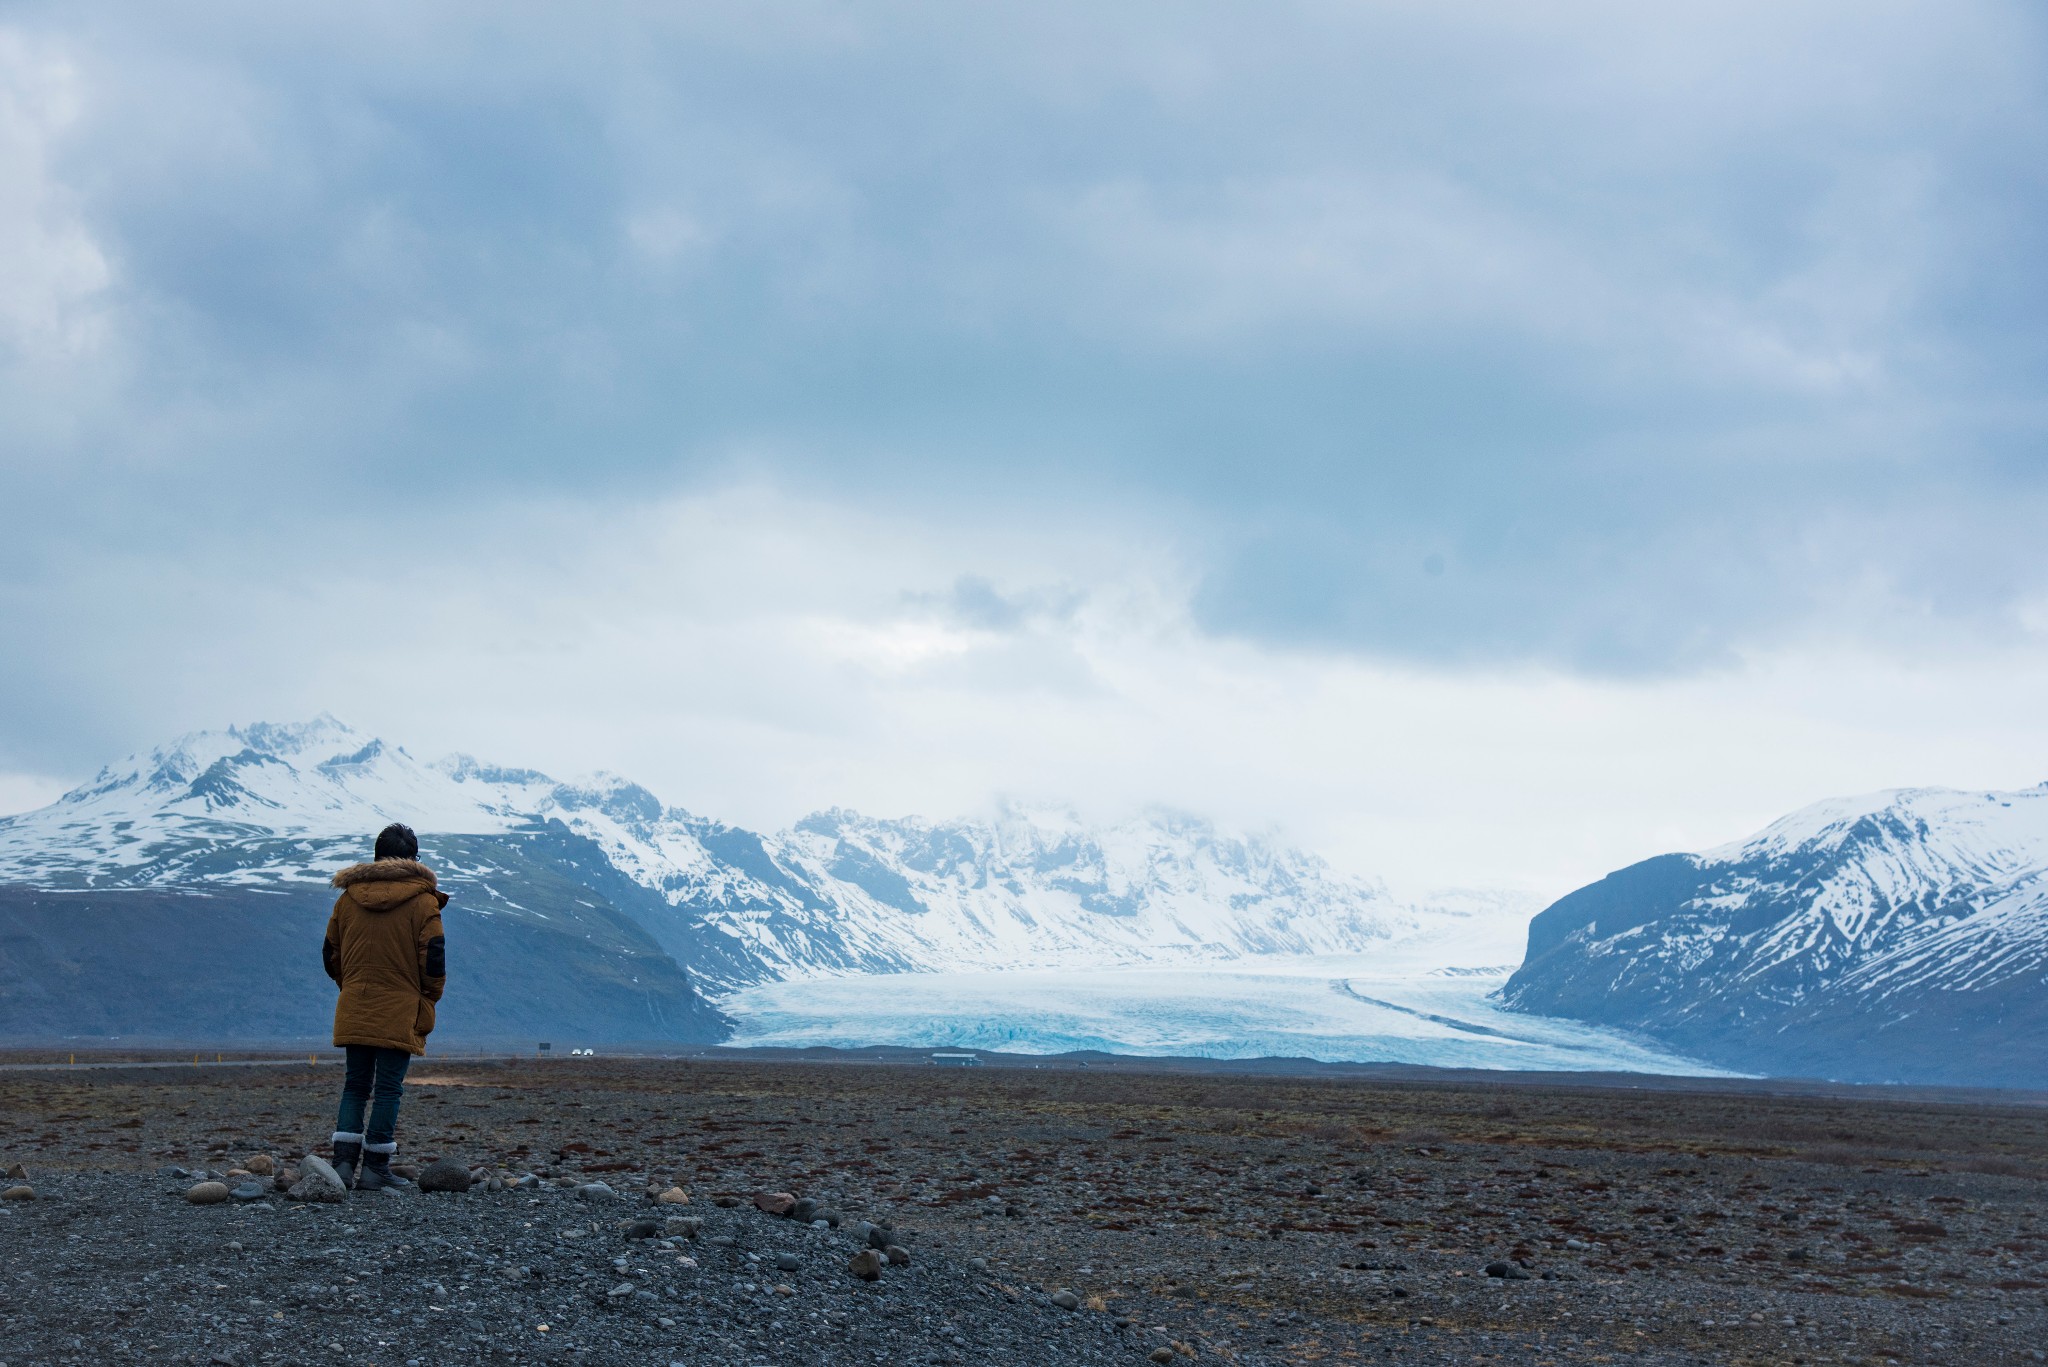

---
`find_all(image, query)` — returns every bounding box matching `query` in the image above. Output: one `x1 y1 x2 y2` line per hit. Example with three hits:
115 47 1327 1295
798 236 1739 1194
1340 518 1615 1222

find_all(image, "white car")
569 1047 597 1057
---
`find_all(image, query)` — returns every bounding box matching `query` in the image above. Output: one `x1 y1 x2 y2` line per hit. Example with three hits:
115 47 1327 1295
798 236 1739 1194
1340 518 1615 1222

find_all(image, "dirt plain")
3 1050 2047 1365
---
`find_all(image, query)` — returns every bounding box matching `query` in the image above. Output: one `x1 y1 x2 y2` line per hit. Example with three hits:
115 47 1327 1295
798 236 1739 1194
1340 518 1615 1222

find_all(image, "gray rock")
417 1158 473 1194
229 1183 266 1202
774 1252 801 1271
185 1181 230 1205
790 1197 822 1223
287 1154 347 1204
1051 1289 1080 1310
884 1245 911 1266
625 1219 660 1239
1484 1261 1532 1280
847 1248 883 1281
664 1216 702 1238
575 1182 618 1202
513 1173 541 1190
863 1222 894 1250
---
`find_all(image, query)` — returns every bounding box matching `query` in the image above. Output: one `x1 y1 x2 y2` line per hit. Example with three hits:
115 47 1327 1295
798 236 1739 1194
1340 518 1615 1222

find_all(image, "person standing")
323 822 448 1192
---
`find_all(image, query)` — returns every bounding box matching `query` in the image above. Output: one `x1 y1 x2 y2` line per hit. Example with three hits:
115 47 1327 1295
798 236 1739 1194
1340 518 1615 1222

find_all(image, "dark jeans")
335 1045 412 1151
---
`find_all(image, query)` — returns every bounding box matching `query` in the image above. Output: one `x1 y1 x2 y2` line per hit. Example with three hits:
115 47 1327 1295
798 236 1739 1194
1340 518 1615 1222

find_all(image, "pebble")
790 1197 821 1222
656 1186 690 1205
574 1182 618 1202
229 1183 266 1202
1149 1350 1176 1364
775 1252 801 1271
243 1154 275 1176
2 1184 34 1201
847 1248 884 1281
417 1158 473 1194
1051 1289 1081 1310
186 1182 231 1205
884 1244 912 1266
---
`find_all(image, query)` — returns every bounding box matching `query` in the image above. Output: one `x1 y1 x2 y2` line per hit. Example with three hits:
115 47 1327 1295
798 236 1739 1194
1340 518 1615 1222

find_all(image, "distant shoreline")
3 1042 2044 1106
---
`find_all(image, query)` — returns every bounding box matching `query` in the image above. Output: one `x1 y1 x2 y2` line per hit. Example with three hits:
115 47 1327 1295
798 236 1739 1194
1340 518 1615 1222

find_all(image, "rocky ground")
2 1054 2046 1365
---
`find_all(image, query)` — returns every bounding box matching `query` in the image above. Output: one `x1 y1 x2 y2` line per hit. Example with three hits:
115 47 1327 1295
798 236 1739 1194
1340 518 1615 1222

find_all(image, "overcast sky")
4 1 2046 897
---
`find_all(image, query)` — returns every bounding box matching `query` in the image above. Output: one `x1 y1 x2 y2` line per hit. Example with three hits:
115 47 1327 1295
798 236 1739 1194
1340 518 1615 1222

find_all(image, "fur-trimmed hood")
331 859 449 911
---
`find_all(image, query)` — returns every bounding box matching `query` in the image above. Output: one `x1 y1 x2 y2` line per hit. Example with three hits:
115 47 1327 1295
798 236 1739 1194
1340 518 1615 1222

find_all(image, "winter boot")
330 1134 363 1190
355 1146 413 1193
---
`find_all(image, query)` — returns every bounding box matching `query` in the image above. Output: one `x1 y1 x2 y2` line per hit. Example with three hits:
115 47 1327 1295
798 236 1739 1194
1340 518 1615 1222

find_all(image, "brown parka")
323 859 449 1056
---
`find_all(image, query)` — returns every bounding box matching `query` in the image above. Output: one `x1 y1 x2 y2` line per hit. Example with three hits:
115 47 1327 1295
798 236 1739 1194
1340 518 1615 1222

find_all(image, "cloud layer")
4 2 2047 888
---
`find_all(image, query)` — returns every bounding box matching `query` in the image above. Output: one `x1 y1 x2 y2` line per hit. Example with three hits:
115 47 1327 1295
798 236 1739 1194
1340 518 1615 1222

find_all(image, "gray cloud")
4 0 2048 775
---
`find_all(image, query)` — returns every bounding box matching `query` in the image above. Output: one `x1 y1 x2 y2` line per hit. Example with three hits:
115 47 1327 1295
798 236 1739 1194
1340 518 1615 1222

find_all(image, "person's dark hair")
374 822 419 861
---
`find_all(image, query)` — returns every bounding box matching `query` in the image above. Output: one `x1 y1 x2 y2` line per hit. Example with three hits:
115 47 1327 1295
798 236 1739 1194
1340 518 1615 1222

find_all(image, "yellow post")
69 1053 74 1066
216 1053 222 1064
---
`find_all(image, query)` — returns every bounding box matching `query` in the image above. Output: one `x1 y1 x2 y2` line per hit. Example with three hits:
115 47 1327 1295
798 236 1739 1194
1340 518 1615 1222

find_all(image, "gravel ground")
3 1055 2047 1365
0 1171 1180 1366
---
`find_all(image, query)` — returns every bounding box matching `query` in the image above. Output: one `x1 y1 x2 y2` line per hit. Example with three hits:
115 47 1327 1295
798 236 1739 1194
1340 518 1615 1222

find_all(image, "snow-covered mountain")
1498 784 2048 1087
0 719 1437 1041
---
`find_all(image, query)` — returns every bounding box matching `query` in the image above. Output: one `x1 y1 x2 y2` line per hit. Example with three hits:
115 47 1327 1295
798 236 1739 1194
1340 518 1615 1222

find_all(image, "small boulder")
243 1154 275 1176
1149 1350 1176 1365
186 1181 231 1205
656 1186 690 1205
1051 1289 1080 1310
575 1182 619 1202
417 1158 473 1194
790 1197 821 1223
884 1245 911 1266
1 1185 33 1202
1483 1260 1532 1280
5 1162 26 1181
713 1195 741 1208
754 1191 796 1218
624 1219 660 1240
847 1248 884 1281
287 1154 348 1204
864 1222 894 1251
229 1183 267 1203
774 1252 801 1272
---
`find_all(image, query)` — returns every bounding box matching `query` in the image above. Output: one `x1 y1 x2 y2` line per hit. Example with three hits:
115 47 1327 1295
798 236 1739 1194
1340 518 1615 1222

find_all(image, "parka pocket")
414 997 436 1039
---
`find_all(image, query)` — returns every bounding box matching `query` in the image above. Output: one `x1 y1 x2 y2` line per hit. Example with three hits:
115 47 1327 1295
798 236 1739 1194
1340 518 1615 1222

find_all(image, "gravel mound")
0 1171 1170 1365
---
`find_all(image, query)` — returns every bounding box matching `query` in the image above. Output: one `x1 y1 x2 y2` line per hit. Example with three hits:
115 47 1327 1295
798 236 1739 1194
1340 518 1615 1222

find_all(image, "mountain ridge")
0 718 1452 1040
1499 781 2048 1087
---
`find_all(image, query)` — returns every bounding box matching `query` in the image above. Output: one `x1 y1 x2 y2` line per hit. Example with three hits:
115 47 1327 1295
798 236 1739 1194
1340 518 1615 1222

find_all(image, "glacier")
723 934 1741 1075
